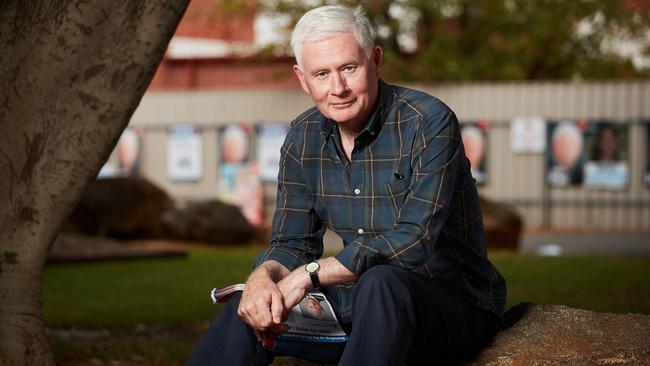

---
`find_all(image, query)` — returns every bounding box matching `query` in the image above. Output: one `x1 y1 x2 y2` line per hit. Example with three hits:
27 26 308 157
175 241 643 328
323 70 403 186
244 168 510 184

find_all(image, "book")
211 284 348 363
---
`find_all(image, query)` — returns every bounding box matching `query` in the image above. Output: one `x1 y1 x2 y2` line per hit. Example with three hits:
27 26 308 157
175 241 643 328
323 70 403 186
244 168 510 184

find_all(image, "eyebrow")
309 60 358 76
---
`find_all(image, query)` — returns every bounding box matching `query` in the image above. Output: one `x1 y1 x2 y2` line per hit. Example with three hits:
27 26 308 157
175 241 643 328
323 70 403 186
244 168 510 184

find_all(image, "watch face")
306 262 319 273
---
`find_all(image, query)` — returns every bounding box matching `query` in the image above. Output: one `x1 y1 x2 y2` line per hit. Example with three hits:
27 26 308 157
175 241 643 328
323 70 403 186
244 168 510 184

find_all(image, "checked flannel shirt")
256 80 506 321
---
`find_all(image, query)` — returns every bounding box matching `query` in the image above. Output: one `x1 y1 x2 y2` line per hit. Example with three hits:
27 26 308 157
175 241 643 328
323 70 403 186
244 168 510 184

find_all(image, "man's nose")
330 72 348 96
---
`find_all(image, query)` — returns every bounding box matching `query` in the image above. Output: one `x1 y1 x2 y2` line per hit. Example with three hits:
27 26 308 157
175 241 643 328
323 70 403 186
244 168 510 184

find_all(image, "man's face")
306 297 323 317
293 32 382 132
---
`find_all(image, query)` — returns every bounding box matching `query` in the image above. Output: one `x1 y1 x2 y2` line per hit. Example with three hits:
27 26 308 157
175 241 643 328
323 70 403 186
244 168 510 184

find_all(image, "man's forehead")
300 33 366 67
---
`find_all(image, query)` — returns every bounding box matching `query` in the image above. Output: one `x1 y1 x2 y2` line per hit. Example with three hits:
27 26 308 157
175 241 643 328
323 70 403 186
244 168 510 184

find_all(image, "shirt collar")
319 79 390 138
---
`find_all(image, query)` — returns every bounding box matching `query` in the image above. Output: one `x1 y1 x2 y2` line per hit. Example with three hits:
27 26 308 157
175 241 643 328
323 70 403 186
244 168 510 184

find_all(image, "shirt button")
354 188 361 195
357 228 364 234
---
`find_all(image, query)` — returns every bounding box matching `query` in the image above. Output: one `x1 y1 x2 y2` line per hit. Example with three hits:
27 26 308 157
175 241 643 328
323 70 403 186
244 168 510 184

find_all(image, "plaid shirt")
257 80 506 319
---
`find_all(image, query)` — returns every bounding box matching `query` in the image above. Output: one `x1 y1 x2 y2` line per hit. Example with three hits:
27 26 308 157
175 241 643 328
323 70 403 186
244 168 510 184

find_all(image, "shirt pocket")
384 178 410 221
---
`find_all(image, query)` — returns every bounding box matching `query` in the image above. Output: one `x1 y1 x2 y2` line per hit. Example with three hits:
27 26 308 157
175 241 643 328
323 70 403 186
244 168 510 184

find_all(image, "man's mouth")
330 100 354 109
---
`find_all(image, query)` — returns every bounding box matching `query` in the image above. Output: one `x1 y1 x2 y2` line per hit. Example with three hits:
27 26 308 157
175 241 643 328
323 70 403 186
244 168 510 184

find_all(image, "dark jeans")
186 265 499 366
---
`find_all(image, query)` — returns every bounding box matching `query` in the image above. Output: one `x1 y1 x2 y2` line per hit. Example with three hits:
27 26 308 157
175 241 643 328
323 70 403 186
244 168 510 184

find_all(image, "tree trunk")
0 1 189 365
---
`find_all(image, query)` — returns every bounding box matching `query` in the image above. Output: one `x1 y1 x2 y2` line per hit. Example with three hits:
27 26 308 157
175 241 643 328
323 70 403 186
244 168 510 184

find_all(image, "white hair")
291 5 376 68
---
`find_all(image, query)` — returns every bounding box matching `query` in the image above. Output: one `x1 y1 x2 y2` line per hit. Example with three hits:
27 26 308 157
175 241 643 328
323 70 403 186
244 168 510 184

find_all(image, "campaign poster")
546 120 587 187
218 123 263 227
461 120 489 185
583 122 628 190
257 123 289 182
511 117 546 154
117 126 142 176
646 123 650 187
98 126 142 178
167 125 202 182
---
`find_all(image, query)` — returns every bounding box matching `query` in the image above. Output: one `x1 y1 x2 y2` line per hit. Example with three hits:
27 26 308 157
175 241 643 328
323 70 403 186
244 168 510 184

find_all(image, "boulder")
465 303 650 366
65 176 175 239
480 196 523 250
160 200 255 245
271 304 650 365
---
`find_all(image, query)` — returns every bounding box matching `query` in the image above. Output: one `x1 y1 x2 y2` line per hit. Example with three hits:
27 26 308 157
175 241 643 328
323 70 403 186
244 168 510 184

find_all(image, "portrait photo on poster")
546 120 587 187
217 123 263 227
298 293 336 322
583 121 629 190
460 121 489 185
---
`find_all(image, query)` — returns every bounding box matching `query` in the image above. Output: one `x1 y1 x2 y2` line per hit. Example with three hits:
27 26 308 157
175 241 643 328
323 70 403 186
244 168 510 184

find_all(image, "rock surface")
272 304 650 366
466 303 650 366
480 196 523 250
160 199 255 245
65 176 175 239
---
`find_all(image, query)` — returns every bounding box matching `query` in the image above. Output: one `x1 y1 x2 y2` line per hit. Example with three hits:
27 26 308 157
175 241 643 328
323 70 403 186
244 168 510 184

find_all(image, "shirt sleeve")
335 110 463 275
255 126 325 271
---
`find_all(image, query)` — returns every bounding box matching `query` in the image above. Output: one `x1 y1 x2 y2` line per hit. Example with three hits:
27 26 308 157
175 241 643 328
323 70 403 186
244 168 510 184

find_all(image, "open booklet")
211 284 348 363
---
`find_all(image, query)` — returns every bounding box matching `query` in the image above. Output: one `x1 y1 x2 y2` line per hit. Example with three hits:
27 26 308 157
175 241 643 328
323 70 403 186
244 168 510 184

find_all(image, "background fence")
127 80 650 233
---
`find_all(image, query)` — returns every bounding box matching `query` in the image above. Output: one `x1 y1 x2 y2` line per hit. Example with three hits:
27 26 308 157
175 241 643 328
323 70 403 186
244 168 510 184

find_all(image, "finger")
254 299 272 328
254 329 262 342
270 290 284 324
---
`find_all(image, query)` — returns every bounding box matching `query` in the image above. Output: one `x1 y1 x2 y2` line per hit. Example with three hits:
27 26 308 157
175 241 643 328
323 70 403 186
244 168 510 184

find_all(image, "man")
187 5 506 366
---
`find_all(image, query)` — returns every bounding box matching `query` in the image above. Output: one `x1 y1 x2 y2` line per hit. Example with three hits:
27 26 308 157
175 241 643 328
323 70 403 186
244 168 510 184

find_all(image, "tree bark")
0 1 189 365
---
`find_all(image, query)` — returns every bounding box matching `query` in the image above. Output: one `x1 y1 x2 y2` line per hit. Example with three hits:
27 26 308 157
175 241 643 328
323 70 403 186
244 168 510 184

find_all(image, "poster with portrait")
97 126 143 178
167 125 202 182
217 123 263 227
583 121 628 190
257 123 289 182
511 117 546 154
546 120 587 187
461 121 489 185
117 126 142 176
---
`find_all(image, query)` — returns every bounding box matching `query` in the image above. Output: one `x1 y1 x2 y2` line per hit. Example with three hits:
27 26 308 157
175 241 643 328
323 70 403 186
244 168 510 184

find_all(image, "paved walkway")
324 229 650 256
520 233 650 255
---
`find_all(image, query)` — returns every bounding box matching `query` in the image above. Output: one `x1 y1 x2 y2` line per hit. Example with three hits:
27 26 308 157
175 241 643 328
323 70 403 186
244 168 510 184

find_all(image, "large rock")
160 200 255 245
466 303 650 366
272 304 650 366
65 177 175 239
480 196 523 250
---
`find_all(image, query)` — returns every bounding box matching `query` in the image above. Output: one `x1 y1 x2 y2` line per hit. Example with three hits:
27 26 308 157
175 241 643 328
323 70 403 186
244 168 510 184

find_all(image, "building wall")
125 80 650 233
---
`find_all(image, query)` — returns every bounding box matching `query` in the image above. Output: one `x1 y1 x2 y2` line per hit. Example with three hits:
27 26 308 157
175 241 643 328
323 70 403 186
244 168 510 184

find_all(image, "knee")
355 265 411 298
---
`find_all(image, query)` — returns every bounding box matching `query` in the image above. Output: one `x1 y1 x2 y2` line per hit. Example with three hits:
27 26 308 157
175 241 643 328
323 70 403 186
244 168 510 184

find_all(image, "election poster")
583 122 628 190
167 125 202 182
511 117 546 154
217 123 263 227
546 120 587 187
461 121 489 185
257 123 289 182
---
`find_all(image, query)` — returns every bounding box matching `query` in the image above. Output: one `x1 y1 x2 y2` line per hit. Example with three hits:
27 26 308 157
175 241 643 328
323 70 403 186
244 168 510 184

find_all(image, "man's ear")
293 65 311 95
372 46 383 77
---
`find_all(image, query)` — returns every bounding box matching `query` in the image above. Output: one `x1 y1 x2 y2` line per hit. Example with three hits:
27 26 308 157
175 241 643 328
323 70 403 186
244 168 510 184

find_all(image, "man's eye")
315 72 329 80
343 65 357 73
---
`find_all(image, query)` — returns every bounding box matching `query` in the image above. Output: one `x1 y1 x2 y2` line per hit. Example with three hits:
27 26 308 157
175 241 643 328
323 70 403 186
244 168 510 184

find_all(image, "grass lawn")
43 245 650 364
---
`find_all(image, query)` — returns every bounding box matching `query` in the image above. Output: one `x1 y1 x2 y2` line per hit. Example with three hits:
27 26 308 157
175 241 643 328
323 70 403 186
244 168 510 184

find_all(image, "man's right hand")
237 261 290 340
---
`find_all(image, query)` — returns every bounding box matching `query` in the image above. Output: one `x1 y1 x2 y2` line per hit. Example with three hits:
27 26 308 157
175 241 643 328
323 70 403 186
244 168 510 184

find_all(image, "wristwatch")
305 261 321 289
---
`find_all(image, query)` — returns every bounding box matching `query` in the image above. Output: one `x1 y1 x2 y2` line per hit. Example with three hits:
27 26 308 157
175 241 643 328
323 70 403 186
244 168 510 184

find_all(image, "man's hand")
277 266 311 311
237 262 289 340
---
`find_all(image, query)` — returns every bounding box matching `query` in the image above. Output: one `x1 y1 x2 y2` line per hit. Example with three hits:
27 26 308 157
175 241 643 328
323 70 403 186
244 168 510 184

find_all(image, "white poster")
511 117 546 153
257 123 289 182
168 125 202 182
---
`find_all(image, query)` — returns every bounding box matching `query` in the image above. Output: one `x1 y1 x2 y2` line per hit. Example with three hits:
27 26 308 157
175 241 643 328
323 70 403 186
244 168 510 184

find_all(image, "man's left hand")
277 266 311 315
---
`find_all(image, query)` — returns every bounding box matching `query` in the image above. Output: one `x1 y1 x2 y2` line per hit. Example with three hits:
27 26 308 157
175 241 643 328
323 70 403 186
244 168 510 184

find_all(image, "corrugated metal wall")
131 81 650 232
